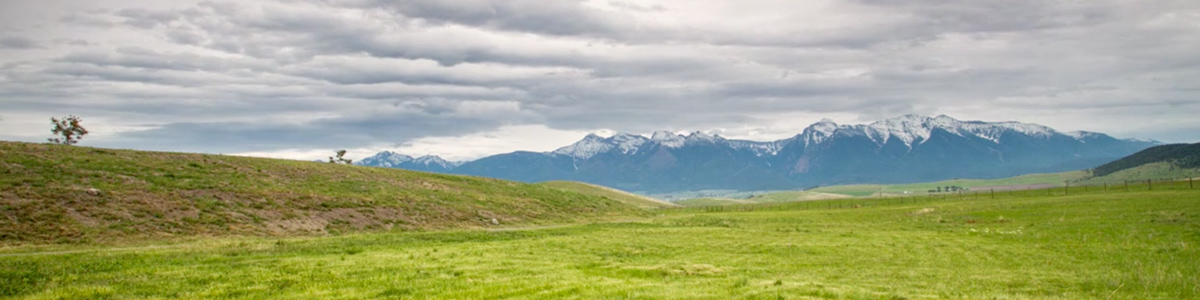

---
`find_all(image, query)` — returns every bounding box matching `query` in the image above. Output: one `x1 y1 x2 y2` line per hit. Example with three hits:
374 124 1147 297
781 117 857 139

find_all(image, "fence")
657 177 1198 214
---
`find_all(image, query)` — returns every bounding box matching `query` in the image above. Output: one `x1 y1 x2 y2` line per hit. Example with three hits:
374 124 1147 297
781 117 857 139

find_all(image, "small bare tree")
48 115 89 145
329 150 352 164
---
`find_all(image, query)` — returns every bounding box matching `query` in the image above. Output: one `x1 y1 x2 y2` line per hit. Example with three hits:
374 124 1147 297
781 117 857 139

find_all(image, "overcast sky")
2 0 1198 161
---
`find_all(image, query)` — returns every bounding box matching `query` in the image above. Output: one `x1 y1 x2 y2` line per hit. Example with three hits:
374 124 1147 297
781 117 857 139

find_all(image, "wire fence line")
657 177 1198 214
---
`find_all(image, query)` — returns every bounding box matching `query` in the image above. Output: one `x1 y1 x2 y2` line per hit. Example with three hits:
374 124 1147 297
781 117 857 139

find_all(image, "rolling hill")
0 142 648 244
1089 142 1200 177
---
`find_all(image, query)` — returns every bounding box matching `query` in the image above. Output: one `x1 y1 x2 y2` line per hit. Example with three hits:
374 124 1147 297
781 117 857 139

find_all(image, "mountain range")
357 115 1158 193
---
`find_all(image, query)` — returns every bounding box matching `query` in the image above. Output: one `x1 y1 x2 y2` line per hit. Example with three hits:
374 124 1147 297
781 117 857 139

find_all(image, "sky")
1 0 1198 161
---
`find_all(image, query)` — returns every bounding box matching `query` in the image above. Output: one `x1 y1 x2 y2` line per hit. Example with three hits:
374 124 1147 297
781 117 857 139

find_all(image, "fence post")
1064 181 1069 195
1148 179 1153 191
1104 182 1107 192
991 189 995 200
1191 177 1194 189
1125 180 1129 191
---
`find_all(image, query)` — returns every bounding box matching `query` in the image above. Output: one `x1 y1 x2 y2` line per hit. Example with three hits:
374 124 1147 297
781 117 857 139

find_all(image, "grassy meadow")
807 172 1090 197
4 187 1198 299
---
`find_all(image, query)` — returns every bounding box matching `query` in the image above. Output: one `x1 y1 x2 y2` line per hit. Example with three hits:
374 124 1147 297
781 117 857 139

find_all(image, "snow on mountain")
728 139 786 156
864 114 932 146
552 133 649 159
610 133 649 154
552 134 610 159
548 114 1077 157
1064 130 1107 142
413 155 461 168
1126 138 1157 143
684 131 723 145
651 131 686 148
801 118 839 146
356 151 413 167
829 114 1063 147
367 115 1136 169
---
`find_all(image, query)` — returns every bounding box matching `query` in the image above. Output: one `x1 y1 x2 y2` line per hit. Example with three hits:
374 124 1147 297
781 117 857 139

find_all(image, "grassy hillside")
3 188 1196 298
1092 142 1200 177
537 181 678 209
0 142 647 245
1081 162 1200 184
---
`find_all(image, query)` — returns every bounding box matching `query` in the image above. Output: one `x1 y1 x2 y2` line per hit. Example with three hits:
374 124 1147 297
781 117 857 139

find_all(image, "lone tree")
48 115 89 145
329 150 352 164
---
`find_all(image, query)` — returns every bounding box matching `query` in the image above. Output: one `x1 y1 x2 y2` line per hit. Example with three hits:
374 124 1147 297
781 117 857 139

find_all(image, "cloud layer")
1 0 1198 160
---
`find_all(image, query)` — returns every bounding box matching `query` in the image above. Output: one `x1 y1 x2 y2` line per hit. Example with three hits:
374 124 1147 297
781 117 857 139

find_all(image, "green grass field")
808 172 1089 197
4 187 1197 299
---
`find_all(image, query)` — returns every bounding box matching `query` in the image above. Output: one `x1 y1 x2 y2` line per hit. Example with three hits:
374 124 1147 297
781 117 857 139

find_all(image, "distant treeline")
1092 143 1200 177
929 186 966 193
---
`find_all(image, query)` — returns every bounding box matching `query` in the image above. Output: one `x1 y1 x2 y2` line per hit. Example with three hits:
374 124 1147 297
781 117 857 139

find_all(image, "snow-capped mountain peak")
684 131 722 144
1065 130 1101 141
609 133 648 154
864 114 962 146
356 151 413 168
553 134 615 159
651 131 686 148
800 118 839 146
848 114 1067 147
553 132 649 159
413 155 459 168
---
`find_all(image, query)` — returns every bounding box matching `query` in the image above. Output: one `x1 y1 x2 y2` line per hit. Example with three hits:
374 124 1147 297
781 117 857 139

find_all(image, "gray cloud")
361 0 636 38
1 0 1199 160
107 110 507 153
0 36 42 49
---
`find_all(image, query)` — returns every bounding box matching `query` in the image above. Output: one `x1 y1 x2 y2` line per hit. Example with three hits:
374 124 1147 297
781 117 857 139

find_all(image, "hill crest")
0 142 647 244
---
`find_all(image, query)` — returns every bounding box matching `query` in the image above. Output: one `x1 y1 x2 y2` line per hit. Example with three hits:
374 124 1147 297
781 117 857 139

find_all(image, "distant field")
674 191 848 207
3 188 1197 299
673 197 755 207
743 191 851 203
809 171 1089 197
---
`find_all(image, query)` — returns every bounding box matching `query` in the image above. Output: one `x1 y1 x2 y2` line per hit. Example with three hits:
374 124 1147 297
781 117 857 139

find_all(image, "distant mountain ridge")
357 115 1158 193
